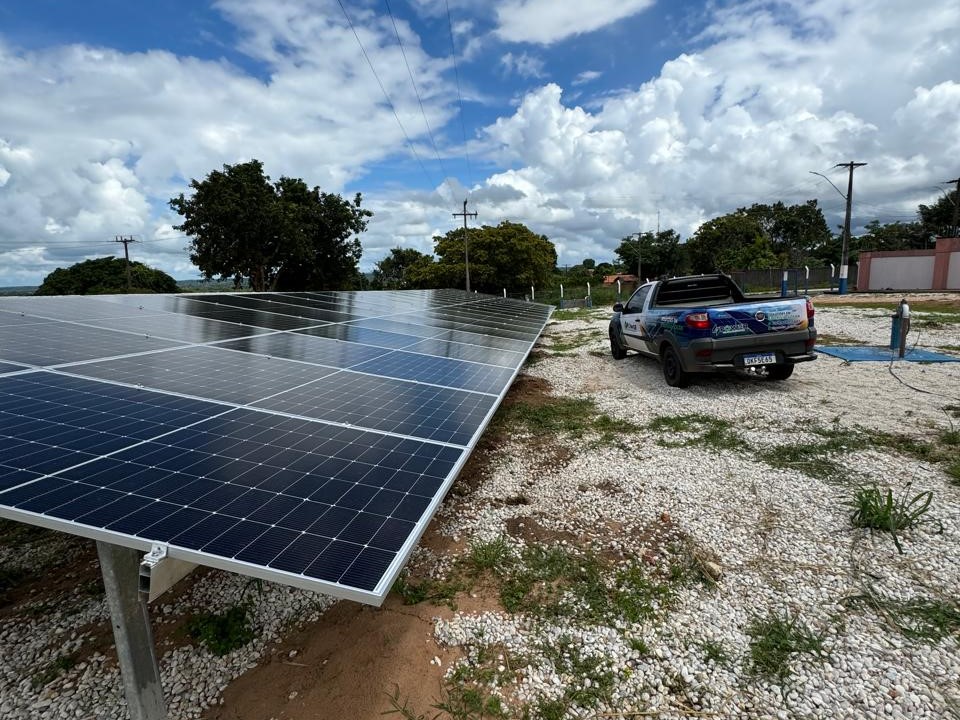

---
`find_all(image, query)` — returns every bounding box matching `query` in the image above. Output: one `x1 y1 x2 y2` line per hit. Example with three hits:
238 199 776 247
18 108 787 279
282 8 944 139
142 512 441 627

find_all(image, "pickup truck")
609 274 816 387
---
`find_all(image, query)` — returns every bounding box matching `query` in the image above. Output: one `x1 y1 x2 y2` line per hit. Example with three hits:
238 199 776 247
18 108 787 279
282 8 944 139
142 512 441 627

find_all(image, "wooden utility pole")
452 200 478 292
114 235 137 292
836 162 866 294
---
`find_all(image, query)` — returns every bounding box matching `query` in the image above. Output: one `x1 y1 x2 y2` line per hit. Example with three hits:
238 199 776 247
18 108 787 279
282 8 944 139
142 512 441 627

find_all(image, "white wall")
948 252 960 290
868 255 935 290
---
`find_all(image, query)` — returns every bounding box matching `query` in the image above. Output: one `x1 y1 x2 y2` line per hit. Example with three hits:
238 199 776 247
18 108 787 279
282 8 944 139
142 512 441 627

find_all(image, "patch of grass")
499 397 638 440
546 330 603 353
541 637 616 710
185 604 255 656
31 653 76 688
701 639 731 665
467 537 512 574
550 309 589 321
746 610 824 682
433 686 509 720
758 423 871 482
946 460 960 485
498 542 687 626
627 637 650 654
647 413 738 450
842 589 960 642
392 574 462 608
848 483 935 554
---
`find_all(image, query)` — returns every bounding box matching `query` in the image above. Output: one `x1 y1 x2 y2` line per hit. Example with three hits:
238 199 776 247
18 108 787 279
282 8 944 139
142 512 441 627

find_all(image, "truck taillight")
685 312 711 330
806 298 815 320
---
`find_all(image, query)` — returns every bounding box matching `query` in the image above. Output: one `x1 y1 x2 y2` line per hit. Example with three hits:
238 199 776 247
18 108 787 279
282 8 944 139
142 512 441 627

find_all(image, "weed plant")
185 604 254 656
842 589 960 642
746 610 824 682
848 483 934 554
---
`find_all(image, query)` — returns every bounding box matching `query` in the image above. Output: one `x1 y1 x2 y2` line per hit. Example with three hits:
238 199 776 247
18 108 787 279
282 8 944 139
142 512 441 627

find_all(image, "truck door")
619 284 652 352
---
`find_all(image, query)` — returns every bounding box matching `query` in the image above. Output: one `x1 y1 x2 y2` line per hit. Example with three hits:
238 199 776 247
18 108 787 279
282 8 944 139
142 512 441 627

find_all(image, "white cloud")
572 70 602 86
500 51 545 79
495 0 656 45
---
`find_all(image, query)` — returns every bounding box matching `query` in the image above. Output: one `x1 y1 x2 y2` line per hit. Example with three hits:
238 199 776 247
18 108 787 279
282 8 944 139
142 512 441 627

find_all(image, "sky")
0 0 958 286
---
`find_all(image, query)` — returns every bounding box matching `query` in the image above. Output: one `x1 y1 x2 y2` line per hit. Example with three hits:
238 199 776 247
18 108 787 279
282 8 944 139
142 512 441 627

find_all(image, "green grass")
467 537 512 573
848 483 935 554
539 637 616 711
185 604 255 656
546 330 602 353
392 573 462 607
701 639 731 665
497 397 638 440
31 653 76 689
842 589 960 642
746 610 824 682
647 413 739 450
946 460 960 485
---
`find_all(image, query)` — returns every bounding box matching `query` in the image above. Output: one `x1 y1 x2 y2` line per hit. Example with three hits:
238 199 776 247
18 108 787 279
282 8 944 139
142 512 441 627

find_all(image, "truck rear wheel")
661 345 690 388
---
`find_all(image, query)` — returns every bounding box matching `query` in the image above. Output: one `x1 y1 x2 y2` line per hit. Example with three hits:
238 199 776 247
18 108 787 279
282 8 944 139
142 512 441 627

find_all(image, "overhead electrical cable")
336 0 437 190
444 0 473 190
384 0 453 193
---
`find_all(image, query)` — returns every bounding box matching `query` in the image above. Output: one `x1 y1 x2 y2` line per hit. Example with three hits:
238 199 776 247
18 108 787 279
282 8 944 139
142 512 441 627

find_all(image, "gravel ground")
1 300 959 719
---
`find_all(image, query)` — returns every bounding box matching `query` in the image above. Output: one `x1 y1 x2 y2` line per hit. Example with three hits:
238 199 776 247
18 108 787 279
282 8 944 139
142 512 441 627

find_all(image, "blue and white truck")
609 274 816 387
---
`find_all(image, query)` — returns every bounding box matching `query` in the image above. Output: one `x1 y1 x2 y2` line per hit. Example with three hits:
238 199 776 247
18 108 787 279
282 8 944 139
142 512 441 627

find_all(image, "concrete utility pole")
943 177 960 236
836 161 866 294
452 200 478 292
114 235 137 292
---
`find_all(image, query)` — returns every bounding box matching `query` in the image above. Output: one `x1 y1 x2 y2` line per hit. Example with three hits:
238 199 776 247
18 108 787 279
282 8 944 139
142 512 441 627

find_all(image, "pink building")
857 237 960 291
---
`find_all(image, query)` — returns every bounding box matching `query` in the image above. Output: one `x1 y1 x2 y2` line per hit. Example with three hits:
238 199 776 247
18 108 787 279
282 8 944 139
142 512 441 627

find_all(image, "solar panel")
0 289 550 604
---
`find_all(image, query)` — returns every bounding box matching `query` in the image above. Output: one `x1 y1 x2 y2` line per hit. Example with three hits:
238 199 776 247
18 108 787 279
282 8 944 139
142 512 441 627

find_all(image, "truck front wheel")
610 330 627 359
661 346 690 388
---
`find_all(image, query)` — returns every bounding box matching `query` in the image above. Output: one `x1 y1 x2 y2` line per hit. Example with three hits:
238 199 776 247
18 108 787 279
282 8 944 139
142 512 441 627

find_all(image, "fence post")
780 270 788 297
586 282 592 308
804 266 809 295
531 285 535 301
559 283 564 309
830 263 835 291
617 280 621 300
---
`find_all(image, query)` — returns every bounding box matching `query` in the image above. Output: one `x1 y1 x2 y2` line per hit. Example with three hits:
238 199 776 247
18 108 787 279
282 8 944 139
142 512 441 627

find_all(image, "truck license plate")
743 352 776 366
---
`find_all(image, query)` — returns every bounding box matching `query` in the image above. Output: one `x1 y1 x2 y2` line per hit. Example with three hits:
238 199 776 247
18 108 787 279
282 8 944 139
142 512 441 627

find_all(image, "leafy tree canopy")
371 247 434 289
918 188 959 236
169 160 371 291
857 220 932 252
35 257 178 295
614 229 686 279
413 221 557 293
686 214 778 273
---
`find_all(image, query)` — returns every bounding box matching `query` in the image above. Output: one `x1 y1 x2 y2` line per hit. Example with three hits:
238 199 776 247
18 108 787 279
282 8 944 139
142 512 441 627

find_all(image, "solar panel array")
0 290 551 604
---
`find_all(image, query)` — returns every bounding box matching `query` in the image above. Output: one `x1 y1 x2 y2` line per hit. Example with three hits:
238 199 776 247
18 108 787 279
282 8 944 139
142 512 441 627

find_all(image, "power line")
336 0 437 190
384 0 452 188
444 0 473 190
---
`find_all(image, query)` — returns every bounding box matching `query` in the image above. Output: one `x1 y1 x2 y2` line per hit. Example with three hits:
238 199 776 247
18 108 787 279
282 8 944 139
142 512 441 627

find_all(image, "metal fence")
729 265 858 295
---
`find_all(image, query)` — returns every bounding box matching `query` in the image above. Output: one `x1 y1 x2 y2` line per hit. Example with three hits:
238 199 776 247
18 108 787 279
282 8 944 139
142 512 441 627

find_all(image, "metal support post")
97 542 168 720
780 270 789 297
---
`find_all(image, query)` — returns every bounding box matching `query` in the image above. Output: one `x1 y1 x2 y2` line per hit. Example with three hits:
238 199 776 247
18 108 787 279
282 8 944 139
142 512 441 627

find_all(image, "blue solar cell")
0 291 550 604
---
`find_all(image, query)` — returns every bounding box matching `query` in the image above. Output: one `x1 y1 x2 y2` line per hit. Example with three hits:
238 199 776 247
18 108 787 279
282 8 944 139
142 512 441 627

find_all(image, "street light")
810 170 851 293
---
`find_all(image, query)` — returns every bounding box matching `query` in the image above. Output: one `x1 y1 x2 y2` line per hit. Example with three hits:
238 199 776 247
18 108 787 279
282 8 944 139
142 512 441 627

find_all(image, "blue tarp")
815 346 960 363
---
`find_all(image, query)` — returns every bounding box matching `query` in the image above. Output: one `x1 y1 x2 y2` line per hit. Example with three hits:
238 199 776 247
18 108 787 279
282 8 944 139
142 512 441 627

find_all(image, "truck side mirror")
613 303 623 313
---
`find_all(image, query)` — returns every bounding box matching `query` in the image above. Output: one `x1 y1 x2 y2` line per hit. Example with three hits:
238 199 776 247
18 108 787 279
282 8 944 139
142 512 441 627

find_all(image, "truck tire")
661 345 690 388
610 330 627 359
765 364 794 381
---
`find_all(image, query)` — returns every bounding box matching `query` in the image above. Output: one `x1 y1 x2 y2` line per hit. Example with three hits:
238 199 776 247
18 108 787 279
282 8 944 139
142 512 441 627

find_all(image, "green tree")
35 257 179 295
371 248 434 289
582 258 596 270
614 229 685 279
415 221 557 293
919 189 959 236
169 160 371 291
857 221 931 252
686 214 779 273
740 200 832 265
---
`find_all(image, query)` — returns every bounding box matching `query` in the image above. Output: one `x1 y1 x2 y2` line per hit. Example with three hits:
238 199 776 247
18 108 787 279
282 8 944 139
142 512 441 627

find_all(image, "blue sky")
0 0 957 285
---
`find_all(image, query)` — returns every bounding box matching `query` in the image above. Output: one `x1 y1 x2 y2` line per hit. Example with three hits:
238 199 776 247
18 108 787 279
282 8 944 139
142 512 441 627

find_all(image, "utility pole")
452 199 477 292
114 235 137 292
836 161 866 294
943 177 960 236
